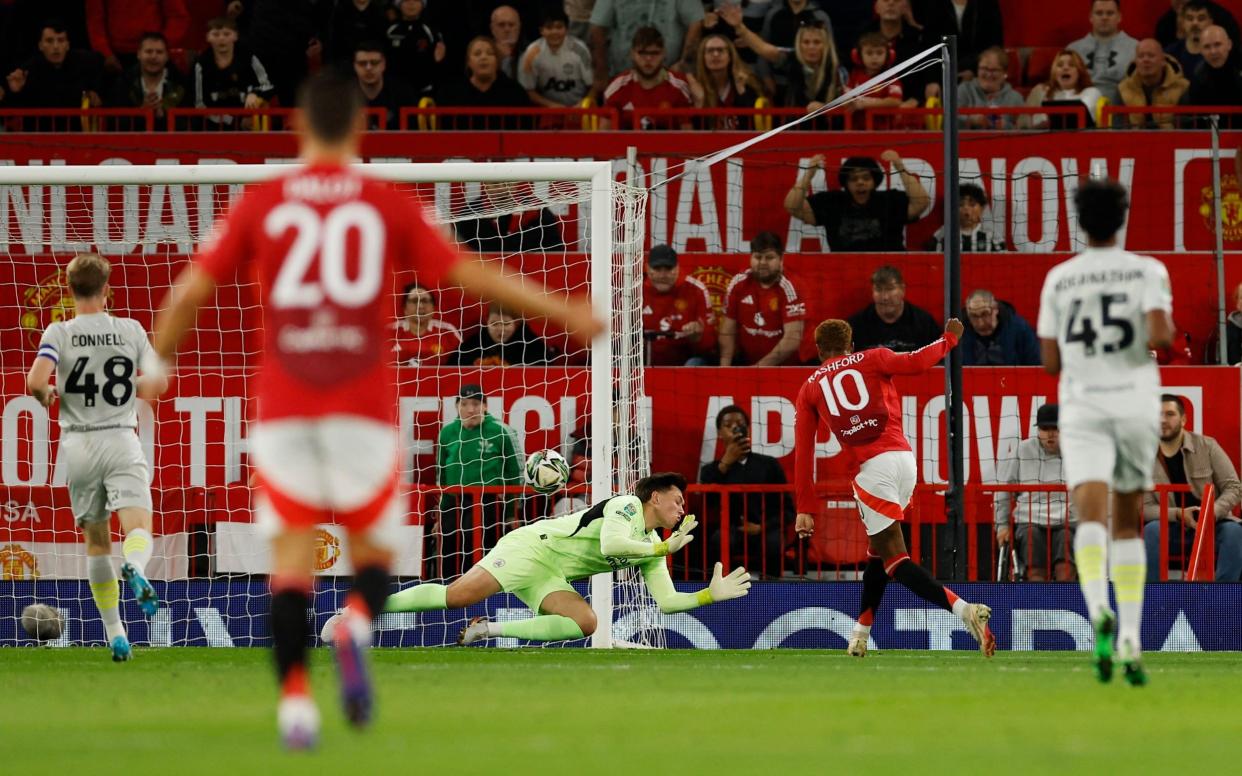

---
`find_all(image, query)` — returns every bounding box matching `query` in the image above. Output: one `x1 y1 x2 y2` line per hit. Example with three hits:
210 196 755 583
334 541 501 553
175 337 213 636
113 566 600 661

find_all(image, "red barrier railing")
1100 104 1242 129
628 107 812 131
398 106 618 131
0 108 154 132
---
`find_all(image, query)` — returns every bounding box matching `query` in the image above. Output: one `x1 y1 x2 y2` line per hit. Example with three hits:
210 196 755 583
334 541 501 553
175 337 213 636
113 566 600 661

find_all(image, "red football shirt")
793 333 957 513
723 272 807 365
846 67 905 129
197 161 461 423
393 318 462 366
603 70 692 128
641 276 717 365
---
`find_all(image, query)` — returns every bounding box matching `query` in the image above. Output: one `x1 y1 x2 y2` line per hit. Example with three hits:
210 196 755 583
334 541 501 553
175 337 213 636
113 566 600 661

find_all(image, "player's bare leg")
461 589 596 645
116 506 159 617
330 532 394 728
1110 489 1147 687
870 523 995 657
270 528 319 750
82 521 130 662
1071 482 1116 682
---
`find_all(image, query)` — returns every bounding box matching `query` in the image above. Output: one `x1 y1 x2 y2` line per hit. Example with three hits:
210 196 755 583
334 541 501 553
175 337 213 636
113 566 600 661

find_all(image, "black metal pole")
942 36 965 581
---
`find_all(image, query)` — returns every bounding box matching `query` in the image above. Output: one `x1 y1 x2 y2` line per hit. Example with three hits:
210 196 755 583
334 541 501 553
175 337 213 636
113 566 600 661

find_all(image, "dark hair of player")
296 69 365 144
749 230 783 255
815 319 853 356
66 253 112 298
1074 178 1129 242
1160 393 1186 415
635 472 687 502
715 404 750 429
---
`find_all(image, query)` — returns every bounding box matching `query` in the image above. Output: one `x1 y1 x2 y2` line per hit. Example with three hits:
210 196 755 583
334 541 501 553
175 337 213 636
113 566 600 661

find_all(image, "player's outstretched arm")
600 513 697 558
881 318 963 375
148 265 219 374
640 560 751 614
446 258 605 347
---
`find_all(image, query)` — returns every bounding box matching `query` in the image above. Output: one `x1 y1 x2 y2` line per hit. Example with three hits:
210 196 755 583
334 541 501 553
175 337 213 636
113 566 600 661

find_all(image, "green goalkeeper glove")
654 514 698 556
696 561 751 605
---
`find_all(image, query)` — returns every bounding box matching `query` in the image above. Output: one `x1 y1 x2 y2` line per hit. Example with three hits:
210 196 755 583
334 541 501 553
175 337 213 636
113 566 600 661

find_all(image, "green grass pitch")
3 648 1239 774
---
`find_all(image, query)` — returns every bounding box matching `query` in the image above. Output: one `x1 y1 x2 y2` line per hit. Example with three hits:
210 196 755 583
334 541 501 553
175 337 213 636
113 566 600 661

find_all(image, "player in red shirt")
393 282 461 365
720 231 807 366
642 244 716 365
793 317 995 658
147 71 603 749
602 26 693 129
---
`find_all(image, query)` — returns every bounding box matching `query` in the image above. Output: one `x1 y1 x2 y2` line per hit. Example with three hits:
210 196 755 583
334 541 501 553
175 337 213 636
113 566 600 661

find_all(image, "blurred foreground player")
148 70 604 748
793 318 994 658
1037 179 1174 686
323 473 750 645
26 253 168 662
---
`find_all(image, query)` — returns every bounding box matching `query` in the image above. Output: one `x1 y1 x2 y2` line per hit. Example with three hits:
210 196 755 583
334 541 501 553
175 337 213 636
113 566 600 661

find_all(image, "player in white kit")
1037 179 1174 686
25 253 168 662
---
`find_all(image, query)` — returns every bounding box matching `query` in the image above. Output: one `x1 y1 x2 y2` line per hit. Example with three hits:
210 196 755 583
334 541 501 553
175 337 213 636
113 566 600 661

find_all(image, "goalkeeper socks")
886 554 954 613
271 584 311 696
349 565 389 619
491 615 585 642
1110 538 1146 651
1074 522 1110 621
382 583 447 613
855 556 889 636
122 528 154 575
87 555 125 641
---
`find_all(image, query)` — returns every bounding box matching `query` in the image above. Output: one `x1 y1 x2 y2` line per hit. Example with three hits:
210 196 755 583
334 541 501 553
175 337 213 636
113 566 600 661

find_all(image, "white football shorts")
1058 404 1160 492
63 430 152 525
851 450 917 536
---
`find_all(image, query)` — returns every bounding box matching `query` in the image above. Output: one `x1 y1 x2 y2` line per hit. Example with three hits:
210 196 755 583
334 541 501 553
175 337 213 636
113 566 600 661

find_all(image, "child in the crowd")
386 0 446 96
845 31 917 129
518 8 593 108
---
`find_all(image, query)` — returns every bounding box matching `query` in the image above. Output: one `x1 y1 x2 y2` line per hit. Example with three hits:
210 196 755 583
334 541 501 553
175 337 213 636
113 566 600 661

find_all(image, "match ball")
524 449 571 495
21 603 63 641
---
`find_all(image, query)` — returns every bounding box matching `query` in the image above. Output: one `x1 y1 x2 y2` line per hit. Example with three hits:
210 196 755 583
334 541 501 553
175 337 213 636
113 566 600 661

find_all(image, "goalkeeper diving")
322 472 750 644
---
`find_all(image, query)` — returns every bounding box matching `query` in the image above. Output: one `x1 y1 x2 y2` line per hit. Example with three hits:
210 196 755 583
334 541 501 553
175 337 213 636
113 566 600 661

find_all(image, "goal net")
0 161 660 649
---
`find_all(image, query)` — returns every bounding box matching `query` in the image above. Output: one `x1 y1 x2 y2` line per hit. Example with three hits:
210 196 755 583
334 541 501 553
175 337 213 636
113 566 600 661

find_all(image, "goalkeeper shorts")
851 450 916 536
479 527 576 613
250 415 405 548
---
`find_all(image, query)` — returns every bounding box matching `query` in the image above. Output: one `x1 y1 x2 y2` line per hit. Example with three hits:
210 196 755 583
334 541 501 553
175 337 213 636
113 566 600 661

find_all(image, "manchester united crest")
20 270 75 347
689 265 732 319
0 544 40 580
314 529 341 571
1200 174 1242 243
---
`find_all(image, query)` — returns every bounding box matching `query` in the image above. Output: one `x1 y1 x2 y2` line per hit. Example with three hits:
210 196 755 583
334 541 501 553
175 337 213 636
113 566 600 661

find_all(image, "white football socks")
1074 522 1110 622
1110 538 1146 657
87 555 125 641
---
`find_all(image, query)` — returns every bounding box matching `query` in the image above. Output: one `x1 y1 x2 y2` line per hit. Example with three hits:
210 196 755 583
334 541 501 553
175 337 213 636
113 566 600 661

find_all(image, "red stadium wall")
1000 0 1166 48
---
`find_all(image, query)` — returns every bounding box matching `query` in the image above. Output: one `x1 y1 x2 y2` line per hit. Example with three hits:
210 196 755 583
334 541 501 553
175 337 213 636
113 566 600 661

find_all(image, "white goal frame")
0 160 631 649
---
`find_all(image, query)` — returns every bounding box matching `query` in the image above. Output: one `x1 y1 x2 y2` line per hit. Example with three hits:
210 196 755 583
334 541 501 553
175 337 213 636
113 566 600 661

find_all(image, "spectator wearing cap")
925 183 1007 252
846 265 939 353
433 384 523 578
1143 394 1242 582
959 289 1040 366
785 149 929 252
720 232 808 366
642 244 717 366
994 403 1077 581
392 283 462 366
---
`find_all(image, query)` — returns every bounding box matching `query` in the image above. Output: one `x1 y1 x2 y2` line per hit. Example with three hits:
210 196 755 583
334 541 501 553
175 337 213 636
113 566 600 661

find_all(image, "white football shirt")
1037 247 1173 413
37 312 151 431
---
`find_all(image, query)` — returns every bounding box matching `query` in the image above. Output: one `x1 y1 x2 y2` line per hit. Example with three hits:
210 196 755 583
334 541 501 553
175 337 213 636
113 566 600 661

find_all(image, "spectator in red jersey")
641 244 717 366
392 283 462 366
719 231 808 367
452 302 553 366
686 33 767 130
86 0 189 76
0 20 106 114
436 35 532 129
193 16 276 128
794 316 995 659
699 404 795 579
353 41 419 130
843 31 917 129
602 26 693 129
847 265 939 353
454 181 565 253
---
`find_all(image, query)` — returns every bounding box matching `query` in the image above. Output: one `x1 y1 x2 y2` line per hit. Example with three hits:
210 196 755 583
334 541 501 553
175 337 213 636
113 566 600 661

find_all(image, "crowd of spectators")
0 0 1236 130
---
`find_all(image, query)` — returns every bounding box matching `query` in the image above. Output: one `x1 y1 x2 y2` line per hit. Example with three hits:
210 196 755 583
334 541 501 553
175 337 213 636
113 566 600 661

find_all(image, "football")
524 449 571 495
20 603 62 641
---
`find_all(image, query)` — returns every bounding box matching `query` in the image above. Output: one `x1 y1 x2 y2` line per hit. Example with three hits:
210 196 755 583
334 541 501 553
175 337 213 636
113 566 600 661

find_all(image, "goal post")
0 161 656 648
